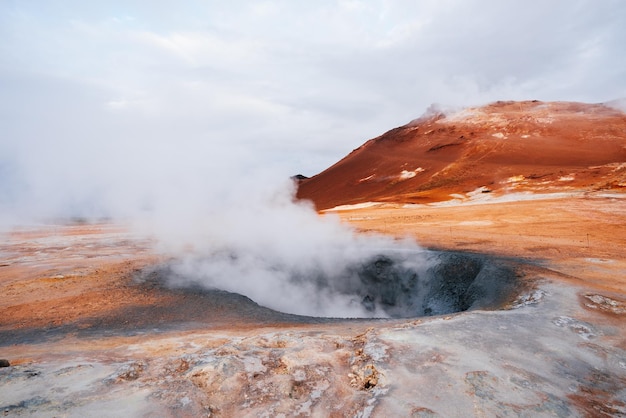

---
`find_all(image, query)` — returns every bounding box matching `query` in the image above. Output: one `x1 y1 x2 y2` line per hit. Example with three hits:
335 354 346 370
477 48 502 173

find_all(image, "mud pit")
150 251 523 319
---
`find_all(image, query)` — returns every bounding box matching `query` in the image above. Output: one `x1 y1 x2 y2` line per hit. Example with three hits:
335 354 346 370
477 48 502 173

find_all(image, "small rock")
111 361 144 381
0 359 10 367
583 293 626 315
350 364 379 390
552 316 598 340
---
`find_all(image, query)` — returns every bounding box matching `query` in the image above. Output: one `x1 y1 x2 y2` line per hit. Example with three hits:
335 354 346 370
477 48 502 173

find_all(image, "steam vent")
2 101 626 416
143 250 523 319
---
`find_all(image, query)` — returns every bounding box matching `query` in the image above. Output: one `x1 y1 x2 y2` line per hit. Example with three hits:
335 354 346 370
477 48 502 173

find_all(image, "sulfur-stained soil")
1 100 625 416
0 224 328 348
1 197 625 417
326 194 626 295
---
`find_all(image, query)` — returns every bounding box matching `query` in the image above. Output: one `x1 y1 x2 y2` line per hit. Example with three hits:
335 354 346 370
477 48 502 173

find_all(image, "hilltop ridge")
297 100 626 210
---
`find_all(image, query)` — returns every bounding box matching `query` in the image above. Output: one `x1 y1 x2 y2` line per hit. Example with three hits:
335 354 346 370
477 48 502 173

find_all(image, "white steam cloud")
2 116 433 317
148 180 431 318
128 171 431 318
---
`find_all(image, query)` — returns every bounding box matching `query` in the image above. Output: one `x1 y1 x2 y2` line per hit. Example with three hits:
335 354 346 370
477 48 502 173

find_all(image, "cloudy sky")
1 0 625 222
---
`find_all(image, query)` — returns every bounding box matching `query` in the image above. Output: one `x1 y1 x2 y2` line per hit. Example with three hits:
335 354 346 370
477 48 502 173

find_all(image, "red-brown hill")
297 100 626 210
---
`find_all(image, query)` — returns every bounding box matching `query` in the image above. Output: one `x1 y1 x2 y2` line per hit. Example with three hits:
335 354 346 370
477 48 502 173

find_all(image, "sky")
1 0 625 222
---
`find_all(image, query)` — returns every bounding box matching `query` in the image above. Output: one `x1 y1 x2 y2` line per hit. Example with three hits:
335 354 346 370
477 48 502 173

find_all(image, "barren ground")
2 101 625 416
1 193 625 417
327 193 626 295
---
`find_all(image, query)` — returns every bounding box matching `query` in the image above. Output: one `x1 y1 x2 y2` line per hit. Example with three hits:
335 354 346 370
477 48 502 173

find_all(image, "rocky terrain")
1 100 626 417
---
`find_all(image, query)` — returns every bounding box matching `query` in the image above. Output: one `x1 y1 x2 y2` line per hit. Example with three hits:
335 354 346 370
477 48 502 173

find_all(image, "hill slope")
297 100 626 210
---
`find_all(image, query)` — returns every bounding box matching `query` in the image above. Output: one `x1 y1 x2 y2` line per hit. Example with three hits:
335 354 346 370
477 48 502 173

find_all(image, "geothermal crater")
152 250 523 319
341 251 521 318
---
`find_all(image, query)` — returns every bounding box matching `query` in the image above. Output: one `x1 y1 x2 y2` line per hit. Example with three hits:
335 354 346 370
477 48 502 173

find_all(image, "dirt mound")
297 100 626 210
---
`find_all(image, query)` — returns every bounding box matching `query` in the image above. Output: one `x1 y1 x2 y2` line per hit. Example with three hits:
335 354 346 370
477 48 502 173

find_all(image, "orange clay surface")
298 101 626 210
0 224 316 340
325 194 626 294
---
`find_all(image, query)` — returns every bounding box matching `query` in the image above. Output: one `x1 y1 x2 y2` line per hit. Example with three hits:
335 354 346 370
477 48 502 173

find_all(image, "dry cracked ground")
1 193 625 417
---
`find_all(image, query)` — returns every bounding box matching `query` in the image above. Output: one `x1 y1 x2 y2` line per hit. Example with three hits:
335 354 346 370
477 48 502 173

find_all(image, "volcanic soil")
1 100 625 417
297 100 626 209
